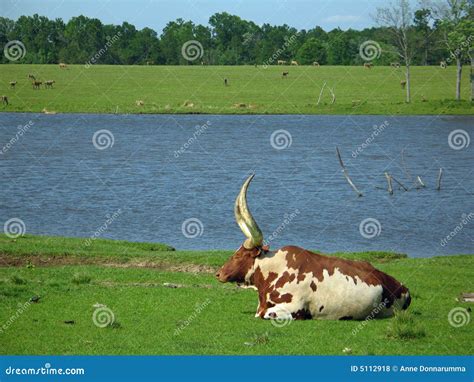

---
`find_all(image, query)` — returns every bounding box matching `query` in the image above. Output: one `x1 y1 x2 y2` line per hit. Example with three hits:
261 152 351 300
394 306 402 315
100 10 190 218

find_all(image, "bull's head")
216 174 263 283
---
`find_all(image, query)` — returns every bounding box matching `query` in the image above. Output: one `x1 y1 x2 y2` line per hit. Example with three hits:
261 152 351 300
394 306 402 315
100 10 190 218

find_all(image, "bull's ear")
250 247 262 258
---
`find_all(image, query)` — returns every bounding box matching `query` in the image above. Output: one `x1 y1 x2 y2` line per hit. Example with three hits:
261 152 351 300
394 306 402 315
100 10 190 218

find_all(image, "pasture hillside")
0 65 472 115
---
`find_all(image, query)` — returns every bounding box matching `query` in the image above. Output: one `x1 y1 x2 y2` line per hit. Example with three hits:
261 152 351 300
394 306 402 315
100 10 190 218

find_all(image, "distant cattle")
32 80 43 89
277 60 287 65
28 74 36 81
390 62 400 68
282 71 289 78
224 78 228 86
59 63 68 69
400 80 407 89
364 62 373 69
45 80 55 89
312 61 320 67
291 60 299 66
1 95 8 105
9 81 17 89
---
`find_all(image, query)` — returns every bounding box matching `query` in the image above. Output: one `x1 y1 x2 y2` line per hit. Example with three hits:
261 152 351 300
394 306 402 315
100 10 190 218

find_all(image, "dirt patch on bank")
0 253 216 274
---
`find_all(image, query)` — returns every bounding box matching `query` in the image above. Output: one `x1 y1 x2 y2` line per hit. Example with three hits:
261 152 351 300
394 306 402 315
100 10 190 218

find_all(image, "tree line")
0 2 472 68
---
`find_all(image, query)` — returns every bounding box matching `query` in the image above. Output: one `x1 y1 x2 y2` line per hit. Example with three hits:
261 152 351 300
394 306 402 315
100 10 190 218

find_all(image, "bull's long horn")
235 174 263 249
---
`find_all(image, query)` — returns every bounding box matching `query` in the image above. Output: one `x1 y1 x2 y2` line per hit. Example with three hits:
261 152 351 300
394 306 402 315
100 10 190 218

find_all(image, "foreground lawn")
0 64 472 115
0 235 472 355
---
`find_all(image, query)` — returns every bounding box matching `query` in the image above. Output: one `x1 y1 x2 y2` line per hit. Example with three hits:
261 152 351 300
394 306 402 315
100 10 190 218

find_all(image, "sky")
3 0 416 32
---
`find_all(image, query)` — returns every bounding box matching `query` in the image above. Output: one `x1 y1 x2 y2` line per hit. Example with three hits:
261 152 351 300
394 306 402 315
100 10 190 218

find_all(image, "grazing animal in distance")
390 62 400 68
135 100 144 106
312 61 320 67
28 74 36 81
45 80 55 89
364 62 373 69
400 80 407 89
290 60 298 66
32 80 43 89
9 81 17 89
216 175 411 321
1 96 8 105
224 78 228 86
282 71 289 78
42 108 57 115
277 60 287 65
59 63 68 69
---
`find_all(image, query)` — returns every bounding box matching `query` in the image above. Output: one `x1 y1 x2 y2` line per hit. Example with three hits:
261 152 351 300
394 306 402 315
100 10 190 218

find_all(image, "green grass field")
0 64 472 115
0 234 472 355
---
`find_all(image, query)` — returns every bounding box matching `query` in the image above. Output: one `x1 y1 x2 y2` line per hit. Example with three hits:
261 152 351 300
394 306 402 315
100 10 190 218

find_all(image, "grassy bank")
0 65 472 115
0 234 472 355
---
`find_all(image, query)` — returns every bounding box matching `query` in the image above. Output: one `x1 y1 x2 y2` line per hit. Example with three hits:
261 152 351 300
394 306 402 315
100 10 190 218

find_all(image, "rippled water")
0 113 472 257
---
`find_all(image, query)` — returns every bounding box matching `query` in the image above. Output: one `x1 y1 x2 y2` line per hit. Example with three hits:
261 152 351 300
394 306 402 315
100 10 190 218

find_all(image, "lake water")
0 113 472 257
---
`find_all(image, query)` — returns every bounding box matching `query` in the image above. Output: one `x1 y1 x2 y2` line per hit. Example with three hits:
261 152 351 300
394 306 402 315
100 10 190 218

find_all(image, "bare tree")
424 0 473 100
375 0 415 103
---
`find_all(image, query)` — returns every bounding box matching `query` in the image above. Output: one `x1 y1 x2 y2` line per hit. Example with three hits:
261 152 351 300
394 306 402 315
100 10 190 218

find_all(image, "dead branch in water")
437 168 443 191
416 176 425 188
385 172 393 195
336 147 363 197
391 175 408 191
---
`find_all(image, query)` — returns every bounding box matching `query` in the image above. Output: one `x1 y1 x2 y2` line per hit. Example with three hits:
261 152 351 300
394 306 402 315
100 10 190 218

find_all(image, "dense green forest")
0 8 472 66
